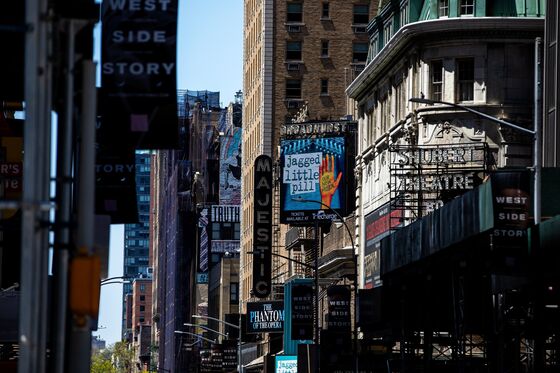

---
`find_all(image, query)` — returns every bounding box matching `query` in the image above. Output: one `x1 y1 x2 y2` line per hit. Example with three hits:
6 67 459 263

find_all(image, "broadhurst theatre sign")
279 120 357 225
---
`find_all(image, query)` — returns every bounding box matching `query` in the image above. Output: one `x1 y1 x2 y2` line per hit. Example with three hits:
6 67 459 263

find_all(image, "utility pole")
19 0 53 372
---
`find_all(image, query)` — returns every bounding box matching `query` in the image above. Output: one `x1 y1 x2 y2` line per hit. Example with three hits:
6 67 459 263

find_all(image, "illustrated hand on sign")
319 154 342 208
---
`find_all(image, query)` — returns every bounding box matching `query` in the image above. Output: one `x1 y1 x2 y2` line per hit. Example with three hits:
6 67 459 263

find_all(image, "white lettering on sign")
108 0 171 11
283 152 321 195
281 121 354 136
112 30 167 43
495 196 528 204
493 229 526 237
396 145 481 166
96 164 135 173
0 163 21 175
210 205 240 222
498 213 526 221
102 62 175 75
402 172 475 192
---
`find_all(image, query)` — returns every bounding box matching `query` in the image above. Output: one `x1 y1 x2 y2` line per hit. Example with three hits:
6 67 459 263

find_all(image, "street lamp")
192 315 242 372
409 96 541 224
291 196 359 373
184 322 229 339
100 276 132 284
173 330 216 344
99 280 130 286
192 314 240 330
247 251 315 271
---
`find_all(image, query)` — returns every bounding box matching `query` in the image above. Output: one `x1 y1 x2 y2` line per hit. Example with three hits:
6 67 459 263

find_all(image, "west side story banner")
100 0 179 149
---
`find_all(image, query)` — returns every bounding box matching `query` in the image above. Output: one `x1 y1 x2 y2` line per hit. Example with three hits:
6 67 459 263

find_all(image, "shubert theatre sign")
390 143 488 212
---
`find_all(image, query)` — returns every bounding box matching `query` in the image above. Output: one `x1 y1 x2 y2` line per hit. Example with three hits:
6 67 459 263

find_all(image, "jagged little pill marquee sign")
283 152 322 194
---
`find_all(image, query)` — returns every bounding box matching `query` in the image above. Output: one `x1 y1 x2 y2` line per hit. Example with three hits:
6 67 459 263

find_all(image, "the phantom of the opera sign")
246 301 284 334
389 143 488 214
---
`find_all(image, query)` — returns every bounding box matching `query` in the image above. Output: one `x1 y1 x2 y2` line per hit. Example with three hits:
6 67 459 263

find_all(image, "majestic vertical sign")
252 155 273 298
101 0 179 149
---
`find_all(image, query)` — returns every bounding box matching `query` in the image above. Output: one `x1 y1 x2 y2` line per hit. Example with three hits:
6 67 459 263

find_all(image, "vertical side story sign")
101 0 179 149
252 155 273 298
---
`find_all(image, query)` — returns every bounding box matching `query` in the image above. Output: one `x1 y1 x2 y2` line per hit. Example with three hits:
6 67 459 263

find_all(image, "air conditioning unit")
286 63 300 71
287 25 301 33
287 100 301 109
352 25 367 33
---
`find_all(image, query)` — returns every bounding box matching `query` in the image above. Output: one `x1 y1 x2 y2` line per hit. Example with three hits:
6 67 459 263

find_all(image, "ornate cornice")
347 17 544 101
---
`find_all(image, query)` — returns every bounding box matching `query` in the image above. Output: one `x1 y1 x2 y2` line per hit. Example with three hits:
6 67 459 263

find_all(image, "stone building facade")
346 1 548 370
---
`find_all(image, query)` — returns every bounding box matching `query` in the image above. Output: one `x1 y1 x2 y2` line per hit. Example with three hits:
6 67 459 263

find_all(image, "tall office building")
122 151 151 341
240 0 377 316
150 91 223 372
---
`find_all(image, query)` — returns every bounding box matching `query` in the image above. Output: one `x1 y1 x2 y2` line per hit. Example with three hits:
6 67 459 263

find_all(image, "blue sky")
94 0 243 345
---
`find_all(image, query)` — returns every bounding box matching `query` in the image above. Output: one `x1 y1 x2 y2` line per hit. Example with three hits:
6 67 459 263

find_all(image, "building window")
286 79 302 98
230 283 239 304
457 58 474 102
322 2 329 18
286 41 302 60
140 284 146 293
287 3 303 23
459 0 474 15
320 79 329 95
353 4 369 24
140 295 145 302
353 43 368 63
140 305 145 312
211 222 241 240
369 35 379 60
400 2 409 25
431 60 443 101
234 222 240 240
139 318 145 323
439 0 449 17
321 40 329 57
211 223 220 240
383 22 393 45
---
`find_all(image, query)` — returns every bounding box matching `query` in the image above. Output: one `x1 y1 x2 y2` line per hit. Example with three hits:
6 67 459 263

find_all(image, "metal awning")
380 180 494 275
381 169 560 275
318 247 355 279
243 355 264 370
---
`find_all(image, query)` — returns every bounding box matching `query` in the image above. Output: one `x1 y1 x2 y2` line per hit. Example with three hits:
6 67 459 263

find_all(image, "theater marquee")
389 143 489 215
246 301 284 334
